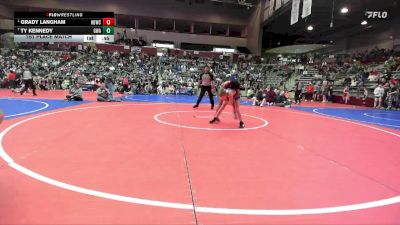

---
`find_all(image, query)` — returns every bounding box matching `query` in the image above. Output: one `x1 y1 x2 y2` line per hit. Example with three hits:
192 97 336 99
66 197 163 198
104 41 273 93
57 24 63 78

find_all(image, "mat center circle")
154 111 269 131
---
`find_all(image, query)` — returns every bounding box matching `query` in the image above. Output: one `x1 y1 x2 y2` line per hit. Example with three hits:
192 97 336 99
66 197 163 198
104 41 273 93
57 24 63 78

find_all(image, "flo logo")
365 11 388 19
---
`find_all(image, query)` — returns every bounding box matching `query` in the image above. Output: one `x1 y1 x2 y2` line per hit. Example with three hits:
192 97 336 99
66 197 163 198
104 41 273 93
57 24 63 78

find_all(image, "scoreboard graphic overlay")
14 12 115 43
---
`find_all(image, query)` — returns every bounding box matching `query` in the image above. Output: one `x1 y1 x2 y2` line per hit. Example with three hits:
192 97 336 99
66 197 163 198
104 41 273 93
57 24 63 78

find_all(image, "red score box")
102 18 115 26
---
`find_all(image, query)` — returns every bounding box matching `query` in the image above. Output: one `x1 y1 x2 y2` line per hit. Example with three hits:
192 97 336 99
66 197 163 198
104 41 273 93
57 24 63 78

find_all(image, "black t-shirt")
256 91 263 100
277 95 287 103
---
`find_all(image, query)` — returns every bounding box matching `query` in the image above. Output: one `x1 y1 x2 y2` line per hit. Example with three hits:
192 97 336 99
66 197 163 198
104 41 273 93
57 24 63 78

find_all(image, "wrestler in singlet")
210 80 245 128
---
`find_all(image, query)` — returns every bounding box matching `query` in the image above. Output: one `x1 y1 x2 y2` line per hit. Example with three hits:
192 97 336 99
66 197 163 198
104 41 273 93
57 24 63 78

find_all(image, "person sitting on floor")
96 83 121 102
65 82 83 101
252 88 264 106
97 83 112 102
275 90 291 107
12 83 24 94
261 86 276 106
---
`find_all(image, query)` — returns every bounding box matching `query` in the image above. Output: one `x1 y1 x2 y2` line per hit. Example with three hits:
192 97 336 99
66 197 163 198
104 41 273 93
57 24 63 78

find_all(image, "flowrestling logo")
365 11 388 19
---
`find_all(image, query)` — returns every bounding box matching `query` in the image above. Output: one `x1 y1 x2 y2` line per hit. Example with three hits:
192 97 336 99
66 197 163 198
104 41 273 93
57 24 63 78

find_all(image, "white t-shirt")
22 70 32 80
374 87 384 97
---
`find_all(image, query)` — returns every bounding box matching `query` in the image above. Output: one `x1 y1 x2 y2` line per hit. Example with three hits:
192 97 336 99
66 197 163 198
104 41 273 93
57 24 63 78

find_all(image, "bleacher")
298 67 318 85
392 71 400 79
264 70 282 87
331 64 400 102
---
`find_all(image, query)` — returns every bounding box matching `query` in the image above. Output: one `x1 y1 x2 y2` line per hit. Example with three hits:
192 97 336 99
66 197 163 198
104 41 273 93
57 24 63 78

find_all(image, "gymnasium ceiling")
263 0 400 45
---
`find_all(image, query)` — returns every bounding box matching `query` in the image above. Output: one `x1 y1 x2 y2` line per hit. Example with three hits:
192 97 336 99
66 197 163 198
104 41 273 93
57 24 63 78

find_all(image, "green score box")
102 26 114 34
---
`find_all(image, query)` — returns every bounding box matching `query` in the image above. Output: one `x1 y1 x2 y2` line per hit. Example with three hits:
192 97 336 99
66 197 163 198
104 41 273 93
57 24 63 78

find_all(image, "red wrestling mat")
0 102 399 224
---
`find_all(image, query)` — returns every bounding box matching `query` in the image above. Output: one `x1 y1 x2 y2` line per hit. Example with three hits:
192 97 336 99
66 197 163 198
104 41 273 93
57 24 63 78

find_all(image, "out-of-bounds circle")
0 103 400 215
2 99 49 118
313 108 400 128
363 113 400 122
154 111 268 131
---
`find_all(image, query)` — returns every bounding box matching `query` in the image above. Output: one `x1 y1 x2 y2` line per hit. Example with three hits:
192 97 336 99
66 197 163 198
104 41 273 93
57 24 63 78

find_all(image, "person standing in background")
294 80 302 104
7 70 17 89
386 83 399 110
343 86 350 104
103 68 115 100
193 66 215 109
20 65 37 96
122 76 129 93
374 84 385 108
361 87 368 105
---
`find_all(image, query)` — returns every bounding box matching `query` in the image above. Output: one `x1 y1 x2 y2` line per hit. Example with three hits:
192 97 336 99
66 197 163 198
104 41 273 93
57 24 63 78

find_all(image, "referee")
294 80 302 104
20 66 37 96
193 66 215 109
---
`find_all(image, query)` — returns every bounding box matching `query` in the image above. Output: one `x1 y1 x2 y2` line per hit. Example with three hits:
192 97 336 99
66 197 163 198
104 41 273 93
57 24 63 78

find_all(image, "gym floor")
1 90 400 224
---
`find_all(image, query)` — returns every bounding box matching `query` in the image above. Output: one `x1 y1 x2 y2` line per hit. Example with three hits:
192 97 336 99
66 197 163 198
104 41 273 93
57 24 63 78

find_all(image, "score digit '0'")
102 18 115 26
102 26 114 34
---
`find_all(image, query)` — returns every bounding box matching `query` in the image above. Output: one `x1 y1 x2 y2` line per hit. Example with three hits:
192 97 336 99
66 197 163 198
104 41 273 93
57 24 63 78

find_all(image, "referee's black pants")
20 79 36 95
294 90 301 103
195 85 214 107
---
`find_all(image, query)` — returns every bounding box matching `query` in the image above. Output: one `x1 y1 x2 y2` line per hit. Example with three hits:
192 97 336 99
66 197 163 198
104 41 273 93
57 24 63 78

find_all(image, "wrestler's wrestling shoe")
209 117 220 124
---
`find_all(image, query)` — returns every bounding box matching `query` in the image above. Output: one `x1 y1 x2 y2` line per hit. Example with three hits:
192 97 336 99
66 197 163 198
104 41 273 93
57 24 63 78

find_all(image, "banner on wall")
291 0 300 25
275 0 282 10
269 0 275 17
263 8 269 21
302 0 312 18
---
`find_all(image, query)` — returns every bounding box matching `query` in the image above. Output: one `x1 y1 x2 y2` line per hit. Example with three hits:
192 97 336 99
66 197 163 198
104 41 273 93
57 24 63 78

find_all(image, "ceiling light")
340 7 349 14
361 20 368 25
307 25 314 31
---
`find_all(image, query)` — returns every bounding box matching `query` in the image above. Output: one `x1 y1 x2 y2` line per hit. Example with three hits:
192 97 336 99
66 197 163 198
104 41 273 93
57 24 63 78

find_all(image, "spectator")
157 83 164 95
361 87 368 105
305 83 314 101
6 69 17 89
96 83 113 102
294 80 302 104
65 82 83 101
103 68 115 100
385 83 399 110
321 81 328 103
343 76 351 86
313 82 320 101
20 66 37 96
261 86 276 106
247 88 255 98
122 76 129 93
343 86 350 104
327 83 334 102
252 88 264 106
275 90 290 107
374 84 385 108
